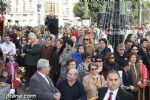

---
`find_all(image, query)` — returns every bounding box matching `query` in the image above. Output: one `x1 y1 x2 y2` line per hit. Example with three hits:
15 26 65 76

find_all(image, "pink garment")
140 64 148 88
6 61 18 78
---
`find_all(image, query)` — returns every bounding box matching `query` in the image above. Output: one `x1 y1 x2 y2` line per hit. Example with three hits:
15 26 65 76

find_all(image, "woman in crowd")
83 62 106 99
83 35 95 57
103 53 119 79
128 53 141 100
77 52 91 82
126 34 136 44
72 44 85 67
95 38 111 60
137 56 148 100
50 39 64 85
94 54 104 75
129 45 139 56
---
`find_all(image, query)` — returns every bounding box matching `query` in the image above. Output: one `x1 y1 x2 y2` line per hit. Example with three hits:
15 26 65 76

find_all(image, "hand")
59 58 62 64
21 53 25 57
129 86 135 91
8 50 13 54
137 81 142 86
54 93 61 100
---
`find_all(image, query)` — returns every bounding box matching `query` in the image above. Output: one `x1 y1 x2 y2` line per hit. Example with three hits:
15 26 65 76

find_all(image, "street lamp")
107 0 124 51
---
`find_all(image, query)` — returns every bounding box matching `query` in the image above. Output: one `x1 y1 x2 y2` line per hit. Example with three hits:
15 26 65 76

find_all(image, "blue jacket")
72 52 83 67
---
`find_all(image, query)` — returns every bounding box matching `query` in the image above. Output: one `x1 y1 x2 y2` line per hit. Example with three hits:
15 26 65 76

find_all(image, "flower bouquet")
12 67 26 89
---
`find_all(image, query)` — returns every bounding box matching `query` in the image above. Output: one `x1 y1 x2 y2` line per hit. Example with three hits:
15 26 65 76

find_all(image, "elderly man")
30 59 61 100
23 32 42 89
56 69 87 100
57 59 76 84
98 70 133 100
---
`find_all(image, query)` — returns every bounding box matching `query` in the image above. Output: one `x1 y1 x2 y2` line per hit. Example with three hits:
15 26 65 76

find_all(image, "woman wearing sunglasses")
83 62 106 99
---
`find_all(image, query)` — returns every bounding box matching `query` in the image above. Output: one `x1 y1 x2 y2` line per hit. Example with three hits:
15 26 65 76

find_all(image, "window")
64 8 69 17
64 0 69 4
23 0 26 12
16 0 19 12
45 1 57 15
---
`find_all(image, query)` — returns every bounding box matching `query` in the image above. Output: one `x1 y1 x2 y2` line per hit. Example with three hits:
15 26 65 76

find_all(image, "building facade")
4 0 79 26
4 0 45 26
44 0 79 26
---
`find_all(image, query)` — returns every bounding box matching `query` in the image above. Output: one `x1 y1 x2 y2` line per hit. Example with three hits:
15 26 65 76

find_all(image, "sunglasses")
95 60 102 62
91 68 98 71
84 38 89 41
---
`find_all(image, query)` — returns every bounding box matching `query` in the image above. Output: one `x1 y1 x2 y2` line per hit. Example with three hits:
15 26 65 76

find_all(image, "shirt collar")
108 88 119 95
37 71 46 78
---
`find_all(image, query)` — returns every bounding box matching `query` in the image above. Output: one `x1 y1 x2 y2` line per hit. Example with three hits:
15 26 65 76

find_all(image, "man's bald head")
68 68 79 76
67 69 78 81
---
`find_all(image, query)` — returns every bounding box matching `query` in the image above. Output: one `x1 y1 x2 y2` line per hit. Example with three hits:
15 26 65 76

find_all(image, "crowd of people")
0 25 150 100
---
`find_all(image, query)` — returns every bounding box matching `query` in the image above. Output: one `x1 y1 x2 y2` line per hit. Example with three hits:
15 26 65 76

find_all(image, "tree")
88 1 104 20
73 1 104 20
73 2 84 18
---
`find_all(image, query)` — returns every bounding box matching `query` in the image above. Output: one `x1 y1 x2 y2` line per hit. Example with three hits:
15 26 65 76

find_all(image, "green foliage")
88 1 104 20
73 2 84 18
73 1 104 20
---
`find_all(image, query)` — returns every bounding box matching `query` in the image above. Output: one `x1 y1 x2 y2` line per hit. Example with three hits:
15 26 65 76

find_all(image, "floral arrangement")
12 67 26 89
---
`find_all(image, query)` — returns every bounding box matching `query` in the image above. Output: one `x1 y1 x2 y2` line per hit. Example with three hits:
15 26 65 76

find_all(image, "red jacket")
71 31 78 38
140 64 148 88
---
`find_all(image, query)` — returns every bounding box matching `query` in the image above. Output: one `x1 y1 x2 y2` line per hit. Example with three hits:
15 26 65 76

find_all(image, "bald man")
56 69 87 100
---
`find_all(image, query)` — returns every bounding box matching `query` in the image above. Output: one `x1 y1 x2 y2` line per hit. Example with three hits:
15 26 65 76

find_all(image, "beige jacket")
83 74 106 99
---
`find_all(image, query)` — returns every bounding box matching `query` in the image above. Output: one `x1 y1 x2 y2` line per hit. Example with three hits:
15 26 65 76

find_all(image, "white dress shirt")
37 71 49 85
1 42 16 55
103 88 119 100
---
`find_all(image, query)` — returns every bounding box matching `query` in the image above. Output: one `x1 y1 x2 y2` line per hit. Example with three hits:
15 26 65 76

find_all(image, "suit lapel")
36 72 55 92
116 88 121 100
101 88 108 99
46 76 57 92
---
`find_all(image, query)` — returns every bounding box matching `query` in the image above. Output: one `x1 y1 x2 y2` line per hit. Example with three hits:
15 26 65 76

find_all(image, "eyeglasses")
87 57 91 59
111 56 115 59
91 68 98 71
83 38 89 41
119 49 125 51
22 39 26 41
132 49 138 50
95 60 102 62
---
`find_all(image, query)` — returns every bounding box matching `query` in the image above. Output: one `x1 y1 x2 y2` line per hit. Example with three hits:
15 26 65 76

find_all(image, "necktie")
108 92 113 100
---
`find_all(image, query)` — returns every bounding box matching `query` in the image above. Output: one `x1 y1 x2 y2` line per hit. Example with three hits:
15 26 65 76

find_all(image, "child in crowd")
6 56 18 80
0 69 11 100
0 69 11 84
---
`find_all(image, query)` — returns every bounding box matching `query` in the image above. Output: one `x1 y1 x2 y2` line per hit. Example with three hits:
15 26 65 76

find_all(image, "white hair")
28 32 37 40
37 59 49 69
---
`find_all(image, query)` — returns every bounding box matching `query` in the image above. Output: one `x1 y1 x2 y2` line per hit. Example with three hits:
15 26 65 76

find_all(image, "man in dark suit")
29 59 61 100
98 70 133 100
